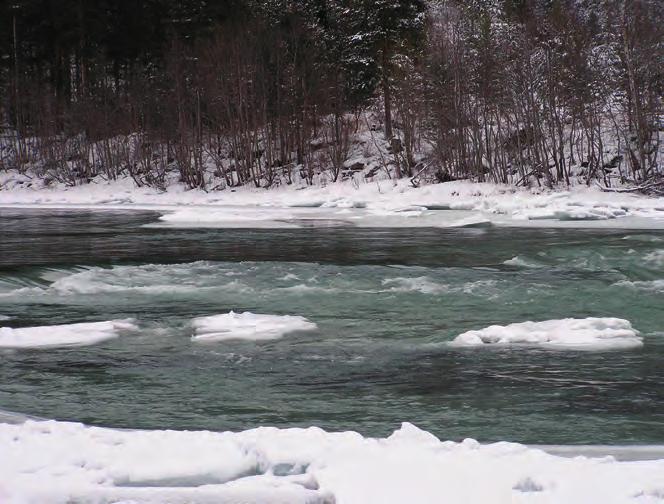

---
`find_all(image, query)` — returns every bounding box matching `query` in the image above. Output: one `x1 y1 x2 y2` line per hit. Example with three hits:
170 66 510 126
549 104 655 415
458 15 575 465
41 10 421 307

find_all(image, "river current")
1 208 663 444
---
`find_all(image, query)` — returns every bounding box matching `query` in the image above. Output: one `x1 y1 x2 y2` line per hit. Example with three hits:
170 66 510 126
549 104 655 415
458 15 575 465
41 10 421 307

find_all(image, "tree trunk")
382 48 393 140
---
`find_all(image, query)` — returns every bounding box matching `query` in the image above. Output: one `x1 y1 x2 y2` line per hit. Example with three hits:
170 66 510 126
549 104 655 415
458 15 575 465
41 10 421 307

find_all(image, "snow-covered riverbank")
2 171 664 229
3 176 664 504
2 419 664 504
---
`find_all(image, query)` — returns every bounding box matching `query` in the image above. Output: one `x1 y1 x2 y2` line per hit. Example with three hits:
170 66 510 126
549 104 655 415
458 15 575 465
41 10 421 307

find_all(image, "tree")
346 0 426 140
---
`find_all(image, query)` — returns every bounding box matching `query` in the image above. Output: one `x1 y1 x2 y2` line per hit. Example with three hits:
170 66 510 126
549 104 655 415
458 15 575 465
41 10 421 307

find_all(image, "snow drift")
4 173 664 230
1 419 664 504
0 319 137 349
192 311 317 342
451 317 642 350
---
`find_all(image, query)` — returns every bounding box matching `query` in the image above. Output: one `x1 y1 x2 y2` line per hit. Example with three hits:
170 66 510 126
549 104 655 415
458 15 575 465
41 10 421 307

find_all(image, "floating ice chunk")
451 317 642 350
0 315 9 321
192 311 317 342
0 319 137 349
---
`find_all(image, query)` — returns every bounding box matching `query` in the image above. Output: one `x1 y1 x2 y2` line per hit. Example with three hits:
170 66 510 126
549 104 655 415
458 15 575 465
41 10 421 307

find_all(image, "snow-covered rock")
451 317 642 350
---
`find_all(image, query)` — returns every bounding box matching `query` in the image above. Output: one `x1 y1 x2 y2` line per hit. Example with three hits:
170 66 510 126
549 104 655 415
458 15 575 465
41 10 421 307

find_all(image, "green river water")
1 208 663 445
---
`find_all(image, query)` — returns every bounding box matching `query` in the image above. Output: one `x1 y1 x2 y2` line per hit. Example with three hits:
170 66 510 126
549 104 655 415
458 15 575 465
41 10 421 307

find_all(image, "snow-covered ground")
2 419 664 504
2 170 664 229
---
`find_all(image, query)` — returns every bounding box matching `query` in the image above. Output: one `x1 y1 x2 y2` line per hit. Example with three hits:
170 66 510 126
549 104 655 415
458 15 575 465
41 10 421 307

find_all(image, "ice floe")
451 317 642 350
1 419 664 504
157 206 303 228
0 319 137 348
192 311 317 342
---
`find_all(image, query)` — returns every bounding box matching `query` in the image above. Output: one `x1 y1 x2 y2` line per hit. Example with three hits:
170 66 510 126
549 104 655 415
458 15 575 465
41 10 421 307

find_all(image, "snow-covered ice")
3 171 664 229
192 311 317 342
0 319 137 348
157 206 303 228
1 419 664 504
451 317 642 350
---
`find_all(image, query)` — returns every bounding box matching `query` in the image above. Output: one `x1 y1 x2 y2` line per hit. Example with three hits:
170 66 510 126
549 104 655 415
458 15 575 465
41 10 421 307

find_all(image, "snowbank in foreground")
0 319 137 348
1 420 664 504
451 317 642 350
192 311 317 342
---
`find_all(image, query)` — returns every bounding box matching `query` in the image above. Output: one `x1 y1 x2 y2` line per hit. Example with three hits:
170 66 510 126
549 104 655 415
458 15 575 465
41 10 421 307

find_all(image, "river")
1 208 663 445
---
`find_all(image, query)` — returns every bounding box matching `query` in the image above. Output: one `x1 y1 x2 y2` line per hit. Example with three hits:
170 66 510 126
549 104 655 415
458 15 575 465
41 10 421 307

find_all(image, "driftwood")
410 161 434 187
595 177 664 195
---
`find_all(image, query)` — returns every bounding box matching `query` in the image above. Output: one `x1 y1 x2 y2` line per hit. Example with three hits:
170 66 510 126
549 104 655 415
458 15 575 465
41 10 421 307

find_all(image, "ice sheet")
451 317 642 350
192 311 317 342
3 172 664 229
0 319 137 348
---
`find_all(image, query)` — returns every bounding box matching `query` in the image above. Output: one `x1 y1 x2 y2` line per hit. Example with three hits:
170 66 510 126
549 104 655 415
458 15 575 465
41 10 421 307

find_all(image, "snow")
191 311 317 342
1 419 664 504
157 206 303 228
2 170 664 229
0 319 137 348
451 317 642 351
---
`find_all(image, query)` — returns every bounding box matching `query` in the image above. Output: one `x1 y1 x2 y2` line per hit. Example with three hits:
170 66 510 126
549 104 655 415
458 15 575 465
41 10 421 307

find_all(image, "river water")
1 208 663 445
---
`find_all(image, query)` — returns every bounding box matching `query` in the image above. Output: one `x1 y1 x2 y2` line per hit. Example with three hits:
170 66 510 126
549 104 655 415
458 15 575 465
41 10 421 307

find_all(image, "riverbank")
2 170 664 229
2 183 664 504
